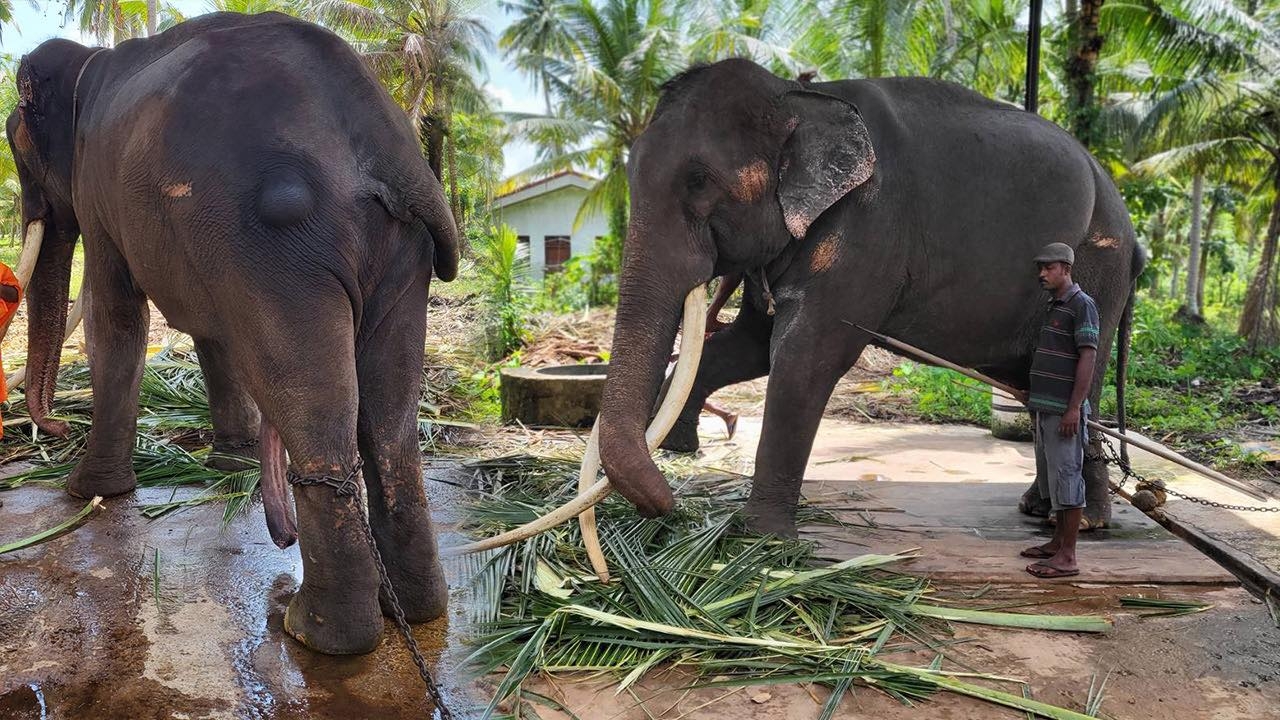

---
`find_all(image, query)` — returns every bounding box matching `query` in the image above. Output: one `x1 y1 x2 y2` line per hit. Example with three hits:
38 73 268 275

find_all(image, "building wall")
494 185 610 280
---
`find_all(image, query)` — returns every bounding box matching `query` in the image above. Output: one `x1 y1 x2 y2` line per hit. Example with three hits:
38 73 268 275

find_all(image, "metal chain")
295 459 454 719
1094 434 1280 513
288 458 364 496
353 495 455 720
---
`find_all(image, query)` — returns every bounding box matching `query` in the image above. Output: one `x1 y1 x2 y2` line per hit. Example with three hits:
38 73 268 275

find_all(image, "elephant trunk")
23 216 77 438
597 239 713 517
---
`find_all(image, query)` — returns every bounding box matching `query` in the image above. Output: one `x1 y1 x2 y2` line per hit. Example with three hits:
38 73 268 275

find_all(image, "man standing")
1011 242 1100 579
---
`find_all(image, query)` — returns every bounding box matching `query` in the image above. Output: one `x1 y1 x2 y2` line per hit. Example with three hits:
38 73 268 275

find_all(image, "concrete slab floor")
3 419 1279 719
0 467 487 720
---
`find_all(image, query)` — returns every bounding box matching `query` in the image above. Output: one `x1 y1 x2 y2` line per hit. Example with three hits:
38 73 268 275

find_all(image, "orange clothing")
0 262 23 438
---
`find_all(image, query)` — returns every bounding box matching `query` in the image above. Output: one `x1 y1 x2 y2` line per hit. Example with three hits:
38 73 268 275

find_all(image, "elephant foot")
1017 485 1051 518
1046 511 1110 531
67 460 137 499
742 503 799 539
377 558 448 624
658 417 701 454
284 581 384 655
206 437 259 472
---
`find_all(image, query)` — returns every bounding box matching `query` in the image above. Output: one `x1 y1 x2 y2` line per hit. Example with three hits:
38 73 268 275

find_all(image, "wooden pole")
852 324 1271 502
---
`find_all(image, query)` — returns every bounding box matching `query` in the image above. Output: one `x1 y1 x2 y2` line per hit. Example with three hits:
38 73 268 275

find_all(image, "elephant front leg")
193 337 261 471
744 317 869 537
660 304 772 453
355 280 447 623
67 238 148 499
284 467 385 654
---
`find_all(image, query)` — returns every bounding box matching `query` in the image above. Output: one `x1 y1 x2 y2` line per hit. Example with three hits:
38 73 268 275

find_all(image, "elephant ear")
776 90 876 239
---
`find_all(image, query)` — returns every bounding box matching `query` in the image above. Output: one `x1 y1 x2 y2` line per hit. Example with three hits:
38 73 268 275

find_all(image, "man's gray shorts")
1033 411 1087 513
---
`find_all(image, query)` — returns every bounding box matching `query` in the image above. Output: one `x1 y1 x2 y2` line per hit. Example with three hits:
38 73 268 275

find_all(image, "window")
544 236 571 272
516 235 530 261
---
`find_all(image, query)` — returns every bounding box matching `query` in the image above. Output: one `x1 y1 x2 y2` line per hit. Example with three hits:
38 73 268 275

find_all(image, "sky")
0 1 541 177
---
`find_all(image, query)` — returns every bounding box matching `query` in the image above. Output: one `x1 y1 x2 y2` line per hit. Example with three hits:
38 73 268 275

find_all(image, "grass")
456 453 1113 720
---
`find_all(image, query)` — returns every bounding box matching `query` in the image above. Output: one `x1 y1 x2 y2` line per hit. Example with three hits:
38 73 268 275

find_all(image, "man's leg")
702 399 738 439
1029 413 1084 577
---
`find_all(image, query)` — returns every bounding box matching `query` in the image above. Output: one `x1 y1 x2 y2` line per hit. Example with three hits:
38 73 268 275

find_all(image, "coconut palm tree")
502 0 683 252
312 0 493 225
1116 0 1280 343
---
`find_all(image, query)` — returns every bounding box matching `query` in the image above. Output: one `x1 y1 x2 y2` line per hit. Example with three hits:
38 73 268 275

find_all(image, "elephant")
8 12 459 654
591 58 1144 537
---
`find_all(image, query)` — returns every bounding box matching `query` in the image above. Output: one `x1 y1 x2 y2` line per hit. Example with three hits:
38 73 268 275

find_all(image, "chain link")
353 496 455 720
1094 434 1280 513
298 459 454 719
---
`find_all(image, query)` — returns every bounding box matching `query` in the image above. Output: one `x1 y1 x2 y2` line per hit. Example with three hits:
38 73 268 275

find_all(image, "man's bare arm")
1060 347 1097 438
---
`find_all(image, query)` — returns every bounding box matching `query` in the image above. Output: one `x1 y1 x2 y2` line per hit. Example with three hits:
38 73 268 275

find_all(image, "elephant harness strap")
757 267 777 316
287 457 455 719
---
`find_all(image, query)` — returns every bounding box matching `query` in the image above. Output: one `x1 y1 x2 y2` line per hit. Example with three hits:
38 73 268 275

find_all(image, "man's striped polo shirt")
1028 283 1100 415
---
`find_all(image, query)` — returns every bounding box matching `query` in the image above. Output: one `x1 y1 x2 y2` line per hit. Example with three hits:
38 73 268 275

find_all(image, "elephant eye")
686 169 709 192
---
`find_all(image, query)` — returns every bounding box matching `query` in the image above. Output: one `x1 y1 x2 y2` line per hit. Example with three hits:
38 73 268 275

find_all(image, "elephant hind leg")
356 275 447 624
193 337 262 471
68 229 147 499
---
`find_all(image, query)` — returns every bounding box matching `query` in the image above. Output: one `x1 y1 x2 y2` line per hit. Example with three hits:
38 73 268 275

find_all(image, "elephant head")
598 59 877 517
5 40 101 438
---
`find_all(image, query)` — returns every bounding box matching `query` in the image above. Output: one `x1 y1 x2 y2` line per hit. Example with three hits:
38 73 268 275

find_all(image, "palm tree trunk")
1184 173 1204 318
1064 0 1106 148
1239 174 1280 347
146 0 157 36
1197 195 1220 312
1170 232 1183 299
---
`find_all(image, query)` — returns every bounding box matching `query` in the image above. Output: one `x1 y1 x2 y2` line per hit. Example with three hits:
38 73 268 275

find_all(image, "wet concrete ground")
3 419 1279 719
0 466 485 720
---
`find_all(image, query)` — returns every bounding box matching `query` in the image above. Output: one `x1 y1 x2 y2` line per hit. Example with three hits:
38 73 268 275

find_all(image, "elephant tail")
1115 243 1146 465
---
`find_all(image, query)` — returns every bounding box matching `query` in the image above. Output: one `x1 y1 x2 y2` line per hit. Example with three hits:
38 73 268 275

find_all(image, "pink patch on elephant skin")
162 182 192 198
810 232 842 274
1087 233 1121 249
731 160 770 203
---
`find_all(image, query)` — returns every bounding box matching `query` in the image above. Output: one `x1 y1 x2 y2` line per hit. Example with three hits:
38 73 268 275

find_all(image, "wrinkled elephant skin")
7 12 459 654
599 60 1144 536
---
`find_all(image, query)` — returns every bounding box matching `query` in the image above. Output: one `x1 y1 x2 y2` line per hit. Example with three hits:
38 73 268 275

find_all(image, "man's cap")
1033 242 1074 265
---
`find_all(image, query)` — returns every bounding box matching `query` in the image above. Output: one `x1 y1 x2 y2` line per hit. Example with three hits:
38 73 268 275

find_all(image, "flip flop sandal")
1026 563 1080 579
1019 547 1055 559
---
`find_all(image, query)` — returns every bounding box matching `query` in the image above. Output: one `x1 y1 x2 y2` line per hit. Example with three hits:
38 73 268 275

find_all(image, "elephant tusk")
14 220 44 291
444 285 709 559
575 286 707 579
5 285 87 391
0 220 44 344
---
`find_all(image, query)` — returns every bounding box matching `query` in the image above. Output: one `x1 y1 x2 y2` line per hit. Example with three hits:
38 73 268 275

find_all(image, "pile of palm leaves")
456 454 1111 720
0 342 462 521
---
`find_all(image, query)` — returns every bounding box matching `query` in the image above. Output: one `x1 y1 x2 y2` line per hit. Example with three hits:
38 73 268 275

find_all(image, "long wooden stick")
853 324 1270 502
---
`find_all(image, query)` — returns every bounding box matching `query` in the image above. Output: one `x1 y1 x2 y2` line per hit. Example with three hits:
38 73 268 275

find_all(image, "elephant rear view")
7 12 459 655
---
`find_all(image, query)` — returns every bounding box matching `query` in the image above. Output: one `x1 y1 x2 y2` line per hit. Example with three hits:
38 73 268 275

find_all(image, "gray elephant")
593 59 1143 536
9 12 458 654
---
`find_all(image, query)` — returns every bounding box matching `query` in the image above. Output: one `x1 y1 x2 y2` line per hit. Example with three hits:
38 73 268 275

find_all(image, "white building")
491 171 610 280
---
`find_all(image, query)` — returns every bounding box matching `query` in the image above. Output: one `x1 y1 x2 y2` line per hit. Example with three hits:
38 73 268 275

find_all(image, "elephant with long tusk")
456 57 1145 553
